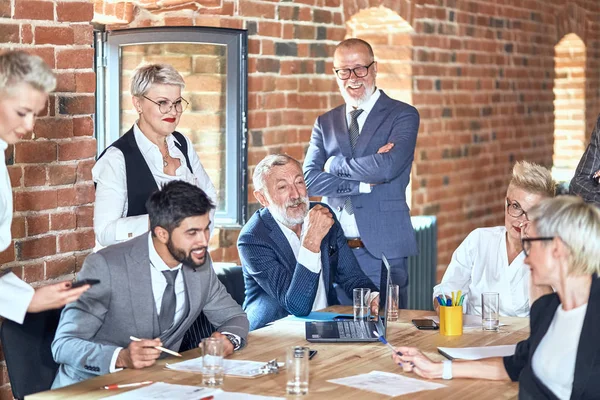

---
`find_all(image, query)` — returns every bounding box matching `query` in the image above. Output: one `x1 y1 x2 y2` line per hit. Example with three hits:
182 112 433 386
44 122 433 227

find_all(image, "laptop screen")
378 253 393 335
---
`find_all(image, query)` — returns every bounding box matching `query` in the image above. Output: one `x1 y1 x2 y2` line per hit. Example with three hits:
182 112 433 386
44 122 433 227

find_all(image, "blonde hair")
130 63 185 97
0 51 56 93
529 196 600 275
509 161 555 198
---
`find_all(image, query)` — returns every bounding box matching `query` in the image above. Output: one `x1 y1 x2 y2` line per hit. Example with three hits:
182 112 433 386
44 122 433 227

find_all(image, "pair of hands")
27 281 90 313
116 331 234 369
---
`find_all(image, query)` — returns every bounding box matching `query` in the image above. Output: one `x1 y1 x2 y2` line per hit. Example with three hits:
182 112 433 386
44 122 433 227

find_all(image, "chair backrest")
0 308 63 400
215 265 245 307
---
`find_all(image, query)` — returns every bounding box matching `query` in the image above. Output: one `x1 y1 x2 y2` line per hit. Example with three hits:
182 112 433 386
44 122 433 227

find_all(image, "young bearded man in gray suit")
303 38 420 307
238 155 378 330
52 181 249 388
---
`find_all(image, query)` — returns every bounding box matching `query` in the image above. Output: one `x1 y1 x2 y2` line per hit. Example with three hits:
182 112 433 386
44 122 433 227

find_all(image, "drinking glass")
286 346 309 395
353 288 371 321
387 284 399 321
201 337 224 386
482 292 500 331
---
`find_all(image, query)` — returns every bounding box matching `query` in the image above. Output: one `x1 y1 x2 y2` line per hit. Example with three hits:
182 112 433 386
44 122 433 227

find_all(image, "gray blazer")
51 234 249 388
570 114 600 206
303 90 419 259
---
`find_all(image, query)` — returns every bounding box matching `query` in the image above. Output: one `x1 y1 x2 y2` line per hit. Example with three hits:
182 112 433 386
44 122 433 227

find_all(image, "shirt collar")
345 88 381 117
147 232 182 272
133 123 180 156
0 138 7 152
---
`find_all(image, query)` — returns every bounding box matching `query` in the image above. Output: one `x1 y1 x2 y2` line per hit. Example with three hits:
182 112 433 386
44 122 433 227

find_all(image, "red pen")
102 380 153 390
199 396 214 400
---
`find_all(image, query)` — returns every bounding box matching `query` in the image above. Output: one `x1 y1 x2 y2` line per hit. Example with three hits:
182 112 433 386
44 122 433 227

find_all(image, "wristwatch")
222 333 242 351
442 360 453 380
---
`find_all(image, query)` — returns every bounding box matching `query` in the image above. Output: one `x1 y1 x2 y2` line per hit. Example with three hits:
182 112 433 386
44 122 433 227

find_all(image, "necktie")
159 269 179 333
344 109 364 215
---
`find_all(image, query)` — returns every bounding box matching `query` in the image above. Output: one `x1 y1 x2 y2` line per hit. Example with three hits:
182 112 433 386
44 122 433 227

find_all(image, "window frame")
94 27 248 228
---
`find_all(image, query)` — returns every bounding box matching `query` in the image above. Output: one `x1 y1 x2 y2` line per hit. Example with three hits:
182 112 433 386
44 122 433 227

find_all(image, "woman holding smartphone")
0 51 89 324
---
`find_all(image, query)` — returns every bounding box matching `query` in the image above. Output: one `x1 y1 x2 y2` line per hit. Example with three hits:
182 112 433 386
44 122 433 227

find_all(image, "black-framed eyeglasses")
143 96 189 114
521 237 554 256
333 61 376 80
506 199 528 219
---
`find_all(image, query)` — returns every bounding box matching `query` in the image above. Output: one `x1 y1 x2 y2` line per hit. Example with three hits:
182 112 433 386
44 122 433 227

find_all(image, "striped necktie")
343 108 364 215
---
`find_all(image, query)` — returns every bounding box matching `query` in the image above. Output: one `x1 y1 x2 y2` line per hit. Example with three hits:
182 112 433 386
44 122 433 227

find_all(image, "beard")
166 237 208 269
338 79 375 107
268 195 310 227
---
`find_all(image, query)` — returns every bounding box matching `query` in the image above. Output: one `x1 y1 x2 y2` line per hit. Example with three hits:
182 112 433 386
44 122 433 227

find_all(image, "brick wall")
1 0 600 397
0 1 95 398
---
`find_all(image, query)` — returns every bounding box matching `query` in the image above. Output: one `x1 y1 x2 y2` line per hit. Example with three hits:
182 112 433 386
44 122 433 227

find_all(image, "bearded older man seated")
238 154 378 330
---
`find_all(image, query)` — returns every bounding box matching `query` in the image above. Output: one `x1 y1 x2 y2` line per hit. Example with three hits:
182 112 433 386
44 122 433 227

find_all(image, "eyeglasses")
506 199 528 219
143 96 189 114
333 61 376 80
521 237 554 257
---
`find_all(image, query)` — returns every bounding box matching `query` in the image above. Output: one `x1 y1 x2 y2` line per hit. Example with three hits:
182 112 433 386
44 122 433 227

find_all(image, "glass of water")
286 346 309 395
201 337 224 386
482 292 500 331
353 288 371 321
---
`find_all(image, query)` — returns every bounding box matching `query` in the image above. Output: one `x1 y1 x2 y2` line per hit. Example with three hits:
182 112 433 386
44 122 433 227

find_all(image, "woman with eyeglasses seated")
432 161 554 317
92 63 217 247
395 196 600 399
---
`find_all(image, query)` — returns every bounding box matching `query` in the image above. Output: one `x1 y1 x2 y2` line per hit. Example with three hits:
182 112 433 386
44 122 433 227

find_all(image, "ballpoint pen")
103 381 153 390
129 336 182 357
373 331 412 367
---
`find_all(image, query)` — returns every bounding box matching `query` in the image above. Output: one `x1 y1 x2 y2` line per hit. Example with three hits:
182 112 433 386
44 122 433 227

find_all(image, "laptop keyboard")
337 320 372 339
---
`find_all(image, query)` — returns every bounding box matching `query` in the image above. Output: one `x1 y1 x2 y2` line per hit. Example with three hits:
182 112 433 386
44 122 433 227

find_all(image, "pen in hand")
372 330 413 368
129 336 182 358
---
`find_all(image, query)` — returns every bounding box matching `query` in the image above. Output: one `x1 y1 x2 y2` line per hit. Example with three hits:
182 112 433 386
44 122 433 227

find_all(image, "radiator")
406 216 438 311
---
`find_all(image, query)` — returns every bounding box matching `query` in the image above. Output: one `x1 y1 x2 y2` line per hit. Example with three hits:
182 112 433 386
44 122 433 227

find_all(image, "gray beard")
268 198 310 228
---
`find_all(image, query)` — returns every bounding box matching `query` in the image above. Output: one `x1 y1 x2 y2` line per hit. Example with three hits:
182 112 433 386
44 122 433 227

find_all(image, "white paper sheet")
166 357 275 377
328 370 446 397
101 383 285 400
101 383 219 399
427 314 507 329
438 344 517 360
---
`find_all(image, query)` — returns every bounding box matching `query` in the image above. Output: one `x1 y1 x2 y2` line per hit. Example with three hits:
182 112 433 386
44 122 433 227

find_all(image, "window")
95 27 248 227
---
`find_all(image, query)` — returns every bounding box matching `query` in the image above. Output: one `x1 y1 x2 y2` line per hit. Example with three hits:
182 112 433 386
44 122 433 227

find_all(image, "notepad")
437 344 517 360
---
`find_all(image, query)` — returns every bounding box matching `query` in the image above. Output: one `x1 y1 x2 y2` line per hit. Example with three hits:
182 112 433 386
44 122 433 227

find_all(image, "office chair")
0 308 63 400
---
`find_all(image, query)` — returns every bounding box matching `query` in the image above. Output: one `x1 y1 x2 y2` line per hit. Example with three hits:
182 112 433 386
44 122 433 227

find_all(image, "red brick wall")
0 1 95 398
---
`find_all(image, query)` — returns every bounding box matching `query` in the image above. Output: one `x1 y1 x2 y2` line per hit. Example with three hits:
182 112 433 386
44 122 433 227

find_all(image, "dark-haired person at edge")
52 181 248 388
0 51 89 324
92 63 218 350
393 196 600 400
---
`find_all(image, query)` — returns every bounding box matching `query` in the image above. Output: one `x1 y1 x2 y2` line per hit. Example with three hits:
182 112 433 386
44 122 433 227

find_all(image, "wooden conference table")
28 308 530 399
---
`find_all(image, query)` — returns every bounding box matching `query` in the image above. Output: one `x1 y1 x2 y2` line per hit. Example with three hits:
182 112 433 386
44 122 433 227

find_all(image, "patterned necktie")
344 108 364 215
159 269 179 333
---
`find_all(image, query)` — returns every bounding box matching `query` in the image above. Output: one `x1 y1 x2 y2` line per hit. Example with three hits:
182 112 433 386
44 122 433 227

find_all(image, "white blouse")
432 226 531 317
1 137 35 324
92 124 217 247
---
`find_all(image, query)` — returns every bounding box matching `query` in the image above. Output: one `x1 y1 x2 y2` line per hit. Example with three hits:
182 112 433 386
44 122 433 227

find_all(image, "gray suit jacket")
303 90 419 259
570 114 600 206
51 234 249 388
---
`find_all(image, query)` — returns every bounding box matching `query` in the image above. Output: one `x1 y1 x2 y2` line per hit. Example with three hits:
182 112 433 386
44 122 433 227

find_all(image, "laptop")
305 253 392 342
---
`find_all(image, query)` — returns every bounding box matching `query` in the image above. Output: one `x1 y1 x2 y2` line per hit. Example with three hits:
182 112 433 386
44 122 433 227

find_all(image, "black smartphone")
412 319 439 330
309 350 318 360
71 279 100 289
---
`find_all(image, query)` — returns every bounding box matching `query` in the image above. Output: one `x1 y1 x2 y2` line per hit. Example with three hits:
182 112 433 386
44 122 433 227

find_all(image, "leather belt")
346 238 364 249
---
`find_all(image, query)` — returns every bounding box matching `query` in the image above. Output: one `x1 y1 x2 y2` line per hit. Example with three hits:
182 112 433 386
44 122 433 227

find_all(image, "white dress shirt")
324 89 380 238
432 226 531 317
0 138 36 324
274 218 329 311
92 123 217 248
532 303 587 399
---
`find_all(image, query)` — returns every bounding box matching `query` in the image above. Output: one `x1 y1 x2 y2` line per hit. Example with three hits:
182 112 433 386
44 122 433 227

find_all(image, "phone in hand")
70 279 100 289
412 319 439 330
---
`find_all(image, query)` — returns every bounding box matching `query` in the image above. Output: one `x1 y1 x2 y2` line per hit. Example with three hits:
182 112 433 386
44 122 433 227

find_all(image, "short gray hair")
529 196 600 275
0 51 56 93
509 160 555 198
130 63 185 97
253 154 302 192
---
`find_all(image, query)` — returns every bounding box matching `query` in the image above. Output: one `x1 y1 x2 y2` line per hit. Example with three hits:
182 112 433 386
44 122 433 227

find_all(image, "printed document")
101 383 284 400
166 357 276 377
438 344 517 360
328 370 445 397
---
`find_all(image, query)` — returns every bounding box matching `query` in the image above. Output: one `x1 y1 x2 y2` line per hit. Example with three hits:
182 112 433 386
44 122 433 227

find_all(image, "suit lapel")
126 236 159 338
571 277 600 399
262 209 298 269
354 91 389 158
333 106 353 158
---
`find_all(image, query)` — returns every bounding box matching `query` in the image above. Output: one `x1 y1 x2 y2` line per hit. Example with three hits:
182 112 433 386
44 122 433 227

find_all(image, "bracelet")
442 360 453 380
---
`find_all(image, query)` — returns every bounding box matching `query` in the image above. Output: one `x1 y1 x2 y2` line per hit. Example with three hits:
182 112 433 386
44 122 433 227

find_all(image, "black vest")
96 128 193 217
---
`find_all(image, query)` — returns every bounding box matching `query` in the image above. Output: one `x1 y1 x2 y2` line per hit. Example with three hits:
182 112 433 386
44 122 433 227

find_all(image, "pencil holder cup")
439 305 463 336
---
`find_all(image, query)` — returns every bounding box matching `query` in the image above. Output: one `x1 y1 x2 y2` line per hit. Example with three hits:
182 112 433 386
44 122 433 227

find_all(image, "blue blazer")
238 203 378 330
303 91 419 259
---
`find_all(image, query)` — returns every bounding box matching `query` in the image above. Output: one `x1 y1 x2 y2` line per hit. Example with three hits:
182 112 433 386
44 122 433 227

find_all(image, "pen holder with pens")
439 305 463 336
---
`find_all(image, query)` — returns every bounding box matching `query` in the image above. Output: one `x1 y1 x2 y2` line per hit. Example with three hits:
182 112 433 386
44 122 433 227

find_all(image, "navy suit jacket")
303 90 419 259
238 203 378 330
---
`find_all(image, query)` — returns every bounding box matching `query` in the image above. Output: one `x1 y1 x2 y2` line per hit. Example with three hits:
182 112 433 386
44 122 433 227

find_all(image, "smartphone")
309 350 318 360
71 279 100 289
412 319 439 330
